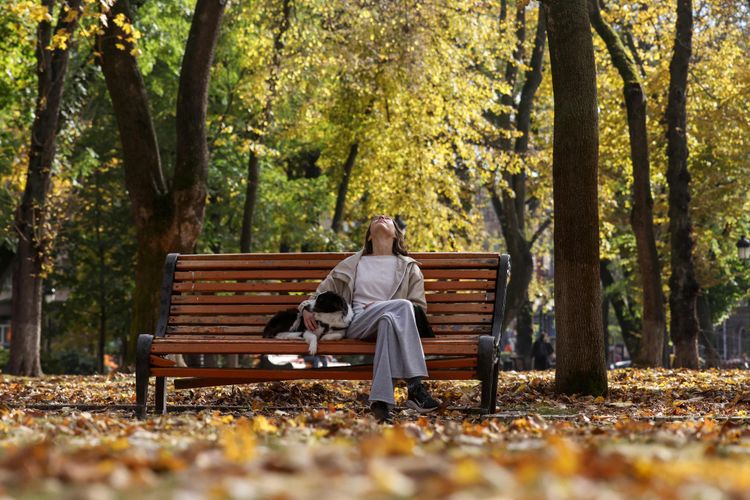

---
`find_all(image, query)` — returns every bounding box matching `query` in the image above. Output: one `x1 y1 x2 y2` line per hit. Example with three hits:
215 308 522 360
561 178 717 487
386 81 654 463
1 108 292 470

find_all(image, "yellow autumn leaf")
452 457 483 486
360 426 415 457
250 415 278 434
548 436 581 476
109 437 130 452
113 13 126 27
220 418 257 463
63 8 79 23
369 460 416 496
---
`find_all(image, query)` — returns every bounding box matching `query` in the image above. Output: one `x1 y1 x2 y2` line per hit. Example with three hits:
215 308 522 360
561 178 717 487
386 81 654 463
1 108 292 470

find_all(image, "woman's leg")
346 299 428 405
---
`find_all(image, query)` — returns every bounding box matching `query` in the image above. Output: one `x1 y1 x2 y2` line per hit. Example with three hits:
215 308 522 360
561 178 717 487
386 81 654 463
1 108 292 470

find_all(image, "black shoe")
406 383 440 413
370 401 394 424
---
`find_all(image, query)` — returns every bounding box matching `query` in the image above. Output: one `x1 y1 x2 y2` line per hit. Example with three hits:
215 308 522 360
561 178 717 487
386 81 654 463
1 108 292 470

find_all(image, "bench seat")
150 336 480 355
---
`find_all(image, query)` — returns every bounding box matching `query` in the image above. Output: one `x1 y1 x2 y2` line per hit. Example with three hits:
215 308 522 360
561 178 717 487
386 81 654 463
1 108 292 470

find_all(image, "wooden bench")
135 252 510 417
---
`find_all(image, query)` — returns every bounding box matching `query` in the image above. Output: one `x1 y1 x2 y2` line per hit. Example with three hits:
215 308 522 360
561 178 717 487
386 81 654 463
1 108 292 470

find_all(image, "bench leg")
478 335 498 415
135 334 154 419
489 361 500 414
154 377 167 415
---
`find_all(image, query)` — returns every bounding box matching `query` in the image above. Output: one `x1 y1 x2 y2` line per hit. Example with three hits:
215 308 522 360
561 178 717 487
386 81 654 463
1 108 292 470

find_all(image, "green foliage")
41 349 97 375
49 158 136 360
0 349 9 370
0 4 38 247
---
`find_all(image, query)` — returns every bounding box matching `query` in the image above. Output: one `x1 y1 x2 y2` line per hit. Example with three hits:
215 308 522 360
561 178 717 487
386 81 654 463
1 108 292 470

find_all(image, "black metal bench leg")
478 335 497 415
135 334 154 419
154 377 167 415
489 361 500 414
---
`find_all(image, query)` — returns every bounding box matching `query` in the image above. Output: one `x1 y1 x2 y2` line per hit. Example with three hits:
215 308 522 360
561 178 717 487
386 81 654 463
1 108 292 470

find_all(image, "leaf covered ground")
2 369 750 499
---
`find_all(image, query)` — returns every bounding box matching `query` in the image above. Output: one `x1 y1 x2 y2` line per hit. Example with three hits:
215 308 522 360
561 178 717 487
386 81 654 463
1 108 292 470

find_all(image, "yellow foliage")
48 29 70 51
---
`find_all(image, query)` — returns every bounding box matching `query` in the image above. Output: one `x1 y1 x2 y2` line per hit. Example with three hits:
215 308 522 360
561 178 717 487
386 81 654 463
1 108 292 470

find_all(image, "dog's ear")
335 294 347 310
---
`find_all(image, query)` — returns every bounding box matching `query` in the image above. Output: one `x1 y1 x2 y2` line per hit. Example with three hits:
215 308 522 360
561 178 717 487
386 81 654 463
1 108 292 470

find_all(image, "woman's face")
368 215 396 241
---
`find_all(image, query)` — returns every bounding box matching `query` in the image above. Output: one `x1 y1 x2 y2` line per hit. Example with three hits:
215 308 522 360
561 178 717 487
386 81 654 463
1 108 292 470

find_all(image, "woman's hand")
302 309 318 331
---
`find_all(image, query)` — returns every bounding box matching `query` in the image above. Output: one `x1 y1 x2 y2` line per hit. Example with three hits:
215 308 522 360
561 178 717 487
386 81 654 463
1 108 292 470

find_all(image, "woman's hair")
363 216 409 256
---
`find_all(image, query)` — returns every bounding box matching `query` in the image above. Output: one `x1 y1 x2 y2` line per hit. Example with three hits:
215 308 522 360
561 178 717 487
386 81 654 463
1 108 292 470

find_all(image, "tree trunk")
511 7 547 368
331 142 359 233
602 282 610 366
99 0 166 353
489 189 534 365
240 152 259 252
697 292 720 368
546 0 607 396
600 259 641 361
588 0 665 368
99 0 226 360
8 0 82 376
487 6 548 367
172 0 227 241
514 8 546 156
665 0 699 369
95 169 107 373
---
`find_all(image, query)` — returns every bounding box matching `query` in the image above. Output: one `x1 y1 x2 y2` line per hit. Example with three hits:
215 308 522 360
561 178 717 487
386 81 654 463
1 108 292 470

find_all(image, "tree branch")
529 217 551 247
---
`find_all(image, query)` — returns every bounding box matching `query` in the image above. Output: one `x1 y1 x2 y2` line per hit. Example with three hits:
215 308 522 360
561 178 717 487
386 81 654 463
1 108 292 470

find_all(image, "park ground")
2 370 750 498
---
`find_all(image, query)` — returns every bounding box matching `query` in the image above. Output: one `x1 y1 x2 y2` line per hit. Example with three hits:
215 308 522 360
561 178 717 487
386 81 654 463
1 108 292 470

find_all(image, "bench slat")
169 303 494 315
175 257 499 270
169 292 495 305
165 325 491 335
425 281 496 291
177 252 501 261
173 269 497 280
150 338 479 355
173 280 496 293
152 367 476 381
173 282 320 292
168 314 493 325
170 315 269 325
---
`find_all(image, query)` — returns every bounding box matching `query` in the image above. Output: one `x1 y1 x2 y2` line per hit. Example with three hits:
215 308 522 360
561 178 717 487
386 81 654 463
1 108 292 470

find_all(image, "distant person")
531 332 554 370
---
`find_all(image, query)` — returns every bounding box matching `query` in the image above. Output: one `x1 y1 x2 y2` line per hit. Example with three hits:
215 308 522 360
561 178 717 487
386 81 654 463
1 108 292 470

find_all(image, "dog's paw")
308 343 318 356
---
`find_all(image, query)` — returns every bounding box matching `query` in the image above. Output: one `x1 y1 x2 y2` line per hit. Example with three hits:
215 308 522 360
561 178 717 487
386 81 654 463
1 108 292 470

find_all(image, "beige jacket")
299 250 427 312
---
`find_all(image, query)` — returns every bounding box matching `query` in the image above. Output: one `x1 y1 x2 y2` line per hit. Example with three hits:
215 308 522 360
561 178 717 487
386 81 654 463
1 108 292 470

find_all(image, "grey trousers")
346 299 428 405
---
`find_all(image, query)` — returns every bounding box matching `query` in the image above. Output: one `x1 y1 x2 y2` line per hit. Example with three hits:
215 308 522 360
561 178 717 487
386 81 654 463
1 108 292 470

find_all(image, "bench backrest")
156 252 509 342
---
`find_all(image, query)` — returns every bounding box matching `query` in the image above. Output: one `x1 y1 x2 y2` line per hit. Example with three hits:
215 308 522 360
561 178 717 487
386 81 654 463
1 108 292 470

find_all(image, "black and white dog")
262 291 353 355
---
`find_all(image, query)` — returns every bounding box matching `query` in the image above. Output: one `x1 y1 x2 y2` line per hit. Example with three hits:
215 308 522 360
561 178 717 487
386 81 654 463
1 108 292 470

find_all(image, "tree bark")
588 0 666 367
331 142 359 233
600 259 641 361
239 0 291 252
514 9 546 156
511 7 547 368
240 152 259 252
9 0 82 376
95 168 107 373
665 0 699 368
545 0 607 396
99 0 226 359
489 188 534 366
602 281 610 365
697 292 720 368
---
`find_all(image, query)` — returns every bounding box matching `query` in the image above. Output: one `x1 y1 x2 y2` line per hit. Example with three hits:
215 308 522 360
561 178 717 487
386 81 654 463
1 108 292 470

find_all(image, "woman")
298 215 439 423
